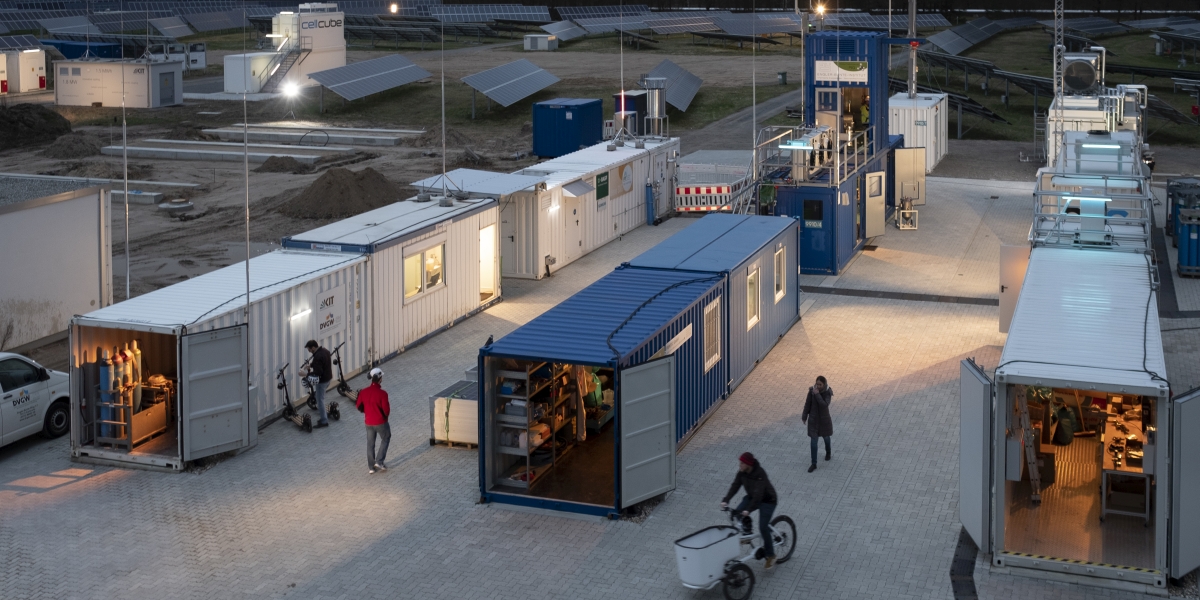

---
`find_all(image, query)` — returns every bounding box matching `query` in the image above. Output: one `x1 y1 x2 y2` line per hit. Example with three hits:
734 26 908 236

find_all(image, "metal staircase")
261 47 308 93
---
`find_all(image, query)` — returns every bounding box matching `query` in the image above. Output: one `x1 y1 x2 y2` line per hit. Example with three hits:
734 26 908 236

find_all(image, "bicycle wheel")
722 563 755 600
770 515 797 563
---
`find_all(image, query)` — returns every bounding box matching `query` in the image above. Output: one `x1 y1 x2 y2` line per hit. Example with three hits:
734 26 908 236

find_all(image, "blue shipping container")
532 98 603 158
40 39 123 59
479 267 726 516
804 31 891 154
626 214 801 391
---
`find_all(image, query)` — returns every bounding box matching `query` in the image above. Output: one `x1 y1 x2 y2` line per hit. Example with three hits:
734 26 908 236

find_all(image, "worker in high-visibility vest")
860 100 870 127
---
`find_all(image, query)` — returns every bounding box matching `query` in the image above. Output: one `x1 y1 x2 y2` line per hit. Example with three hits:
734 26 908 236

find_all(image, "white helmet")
369 368 384 380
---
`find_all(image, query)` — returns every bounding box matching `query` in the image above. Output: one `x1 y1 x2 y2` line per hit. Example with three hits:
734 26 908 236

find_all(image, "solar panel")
715 17 797 36
1038 17 1129 36
184 10 245 33
647 58 701 112
820 13 949 30
993 17 1038 30
345 25 441 45
89 11 163 33
574 16 648 34
39 15 100 34
1121 17 1198 29
462 58 558 107
0 22 8 34
148 16 193 38
541 20 586 41
644 16 718 35
0 34 40 49
925 29 970 55
429 5 551 24
691 31 781 45
556 6 650 21
309 54 431 101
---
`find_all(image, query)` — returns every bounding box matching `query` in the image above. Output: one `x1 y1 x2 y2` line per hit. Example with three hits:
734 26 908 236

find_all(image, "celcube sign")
301 16 343 30
314 284 346 339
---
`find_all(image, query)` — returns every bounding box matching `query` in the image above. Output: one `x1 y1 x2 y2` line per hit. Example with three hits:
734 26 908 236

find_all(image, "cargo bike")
673 508 796 599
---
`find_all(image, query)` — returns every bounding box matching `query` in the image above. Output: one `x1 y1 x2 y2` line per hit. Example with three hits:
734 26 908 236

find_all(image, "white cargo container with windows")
504 137 679 279
54 59 183 107
70 250 368 470
282 197 501 364
960 248 1200 592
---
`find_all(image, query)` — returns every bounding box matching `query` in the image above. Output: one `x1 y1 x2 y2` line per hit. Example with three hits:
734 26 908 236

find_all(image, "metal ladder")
1016 387 1042 504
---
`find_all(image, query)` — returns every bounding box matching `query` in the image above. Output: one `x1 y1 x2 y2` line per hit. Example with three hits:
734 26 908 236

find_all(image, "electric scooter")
276 364 313 433
300 353 341 421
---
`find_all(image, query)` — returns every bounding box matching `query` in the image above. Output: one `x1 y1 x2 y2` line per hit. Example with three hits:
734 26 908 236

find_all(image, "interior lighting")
265 34 283 38
281 11 293 14
22 48 40 53
290 308 311 321
1062 196 1113 202
1082 144 1121 149
781 140 812 149
390 3 399 13
283 83 299 97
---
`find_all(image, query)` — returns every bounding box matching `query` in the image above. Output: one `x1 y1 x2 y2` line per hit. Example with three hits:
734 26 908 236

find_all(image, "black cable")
1161 325 1200 333
605 274 723 359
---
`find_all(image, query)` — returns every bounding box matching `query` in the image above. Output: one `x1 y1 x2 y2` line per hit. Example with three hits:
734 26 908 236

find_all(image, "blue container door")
777 187 836 275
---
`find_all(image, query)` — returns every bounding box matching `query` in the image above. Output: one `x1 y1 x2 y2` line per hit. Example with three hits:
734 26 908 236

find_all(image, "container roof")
515 138 678 189
485 267 721 365
78 250 365 330
998 248 1167 395
282 197 495 252
888 93 946 109
627 214 794 273
410 169 546 197
535 98 601 106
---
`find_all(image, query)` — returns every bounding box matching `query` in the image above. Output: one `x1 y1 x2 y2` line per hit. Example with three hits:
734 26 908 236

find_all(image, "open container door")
960 358 992 550
864 171 886 238
1171 387 1200 578
181 325 249 462
894 147 926 206
620 356 676 508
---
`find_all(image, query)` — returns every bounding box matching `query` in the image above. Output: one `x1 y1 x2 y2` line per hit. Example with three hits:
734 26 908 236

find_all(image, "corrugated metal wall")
725 225 800 392
193 260 369 423
623 282 727 446
500 192 541 279
369 205 499 361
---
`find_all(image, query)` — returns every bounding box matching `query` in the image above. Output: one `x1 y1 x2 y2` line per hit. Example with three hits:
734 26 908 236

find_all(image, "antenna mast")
907 0 916 98
1051 0 1065 166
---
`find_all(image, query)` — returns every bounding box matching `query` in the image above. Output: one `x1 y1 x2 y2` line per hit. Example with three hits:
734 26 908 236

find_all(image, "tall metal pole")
1051 0 1065 166
907 0 917 98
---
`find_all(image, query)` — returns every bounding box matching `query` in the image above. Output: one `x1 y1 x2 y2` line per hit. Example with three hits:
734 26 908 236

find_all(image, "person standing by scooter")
802 376 834 473
303 340 332 428
356 368 391 474
720 452 779 570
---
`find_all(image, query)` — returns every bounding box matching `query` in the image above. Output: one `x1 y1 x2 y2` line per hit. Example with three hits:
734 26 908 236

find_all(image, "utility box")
614 90 648 135
532 98 603 158
524 34 558 51
5 49 46 92
54 59 183 108
223 52 276 94
888 92 948 173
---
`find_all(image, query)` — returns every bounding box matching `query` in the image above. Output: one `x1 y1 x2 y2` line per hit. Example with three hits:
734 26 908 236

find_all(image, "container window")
747 269 760 329
59 67 68 76
803 199 823 221
704 299 721 372
774 248 786 303
817 91 838 112
404 243 446 300
403 254 422 298
72 67 81 76
424 244 444 290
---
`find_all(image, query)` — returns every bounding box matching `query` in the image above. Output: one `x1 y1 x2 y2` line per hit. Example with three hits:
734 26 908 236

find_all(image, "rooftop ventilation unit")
1063 52 1101 94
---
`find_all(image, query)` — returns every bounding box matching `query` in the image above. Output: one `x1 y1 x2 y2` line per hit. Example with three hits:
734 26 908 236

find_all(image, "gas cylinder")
99 348 113 438
130 340 142 413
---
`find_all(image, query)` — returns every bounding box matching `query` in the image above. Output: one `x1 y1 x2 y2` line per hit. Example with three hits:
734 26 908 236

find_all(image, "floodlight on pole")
390 3 398 14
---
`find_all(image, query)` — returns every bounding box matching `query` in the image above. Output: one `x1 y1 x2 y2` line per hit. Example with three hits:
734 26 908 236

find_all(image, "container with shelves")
491 361 570 489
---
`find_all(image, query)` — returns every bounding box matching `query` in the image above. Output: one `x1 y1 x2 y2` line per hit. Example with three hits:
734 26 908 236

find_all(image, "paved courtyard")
1 177 1196 600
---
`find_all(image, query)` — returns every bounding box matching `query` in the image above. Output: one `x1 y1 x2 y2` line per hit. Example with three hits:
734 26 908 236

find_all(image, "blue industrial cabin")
767 31 910 275
531 98 603 158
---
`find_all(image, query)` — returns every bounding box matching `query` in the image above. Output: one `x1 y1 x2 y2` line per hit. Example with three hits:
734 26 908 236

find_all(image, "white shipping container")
282 197 501 364
272 10 346 89
0 58 8 94
524 34 558 51
5 49 46 92
54 59 183 108
888 92 948 174
0 186 112 350
70 250 369 470
224 52 277 94
506 137 680 279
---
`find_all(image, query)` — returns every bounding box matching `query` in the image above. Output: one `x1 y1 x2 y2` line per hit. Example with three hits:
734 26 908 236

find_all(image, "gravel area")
0 176 97 207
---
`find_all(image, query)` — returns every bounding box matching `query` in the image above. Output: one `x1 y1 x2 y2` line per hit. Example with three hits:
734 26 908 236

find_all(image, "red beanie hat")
739 452 755 466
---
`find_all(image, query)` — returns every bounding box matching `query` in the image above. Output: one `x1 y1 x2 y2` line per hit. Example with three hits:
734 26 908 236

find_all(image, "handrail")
255 36 291 89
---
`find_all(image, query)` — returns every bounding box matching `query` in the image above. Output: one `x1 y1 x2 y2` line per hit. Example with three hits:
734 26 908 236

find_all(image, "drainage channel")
800 286 1000 306
951 528 979 600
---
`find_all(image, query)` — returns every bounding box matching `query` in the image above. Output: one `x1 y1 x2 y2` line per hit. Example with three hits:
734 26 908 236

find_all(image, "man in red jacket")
356 368 391 474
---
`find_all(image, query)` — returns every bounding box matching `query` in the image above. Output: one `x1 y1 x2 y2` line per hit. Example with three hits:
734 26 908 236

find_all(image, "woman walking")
802 376 833 473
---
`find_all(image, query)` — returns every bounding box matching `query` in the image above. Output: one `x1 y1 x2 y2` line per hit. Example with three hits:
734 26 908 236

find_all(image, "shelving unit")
494 362 576 489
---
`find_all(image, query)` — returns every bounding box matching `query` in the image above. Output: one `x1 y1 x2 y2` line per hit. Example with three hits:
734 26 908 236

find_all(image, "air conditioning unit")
1062 52 1101 94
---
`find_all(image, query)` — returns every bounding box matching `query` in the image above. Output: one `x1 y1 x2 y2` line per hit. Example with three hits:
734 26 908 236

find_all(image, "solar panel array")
1036 17 1129 36
644 16 720 35
429 5 550 24
309 54 431 101
647 58 701 112
1 9 78 32
184 10 247 33
823 12 949 30
925 17 1027 56
574 15 648 34
148 16 194 38
0 22 8 34
541 20 586 41
462 58 558 107
1121 16 1199 29
346 25 441 45
555 5 649 21
991 17 1038 30
53 31 172 56
0 34 40 49
715 17 798 36
38 16 100 34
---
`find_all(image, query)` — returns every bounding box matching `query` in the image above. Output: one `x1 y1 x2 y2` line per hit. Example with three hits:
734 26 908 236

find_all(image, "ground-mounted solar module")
1120 17 1198 29
925 29 971 55
647 58 702 112
556 5 650 21
1038 16 1129 36
992 17 1039 30
462 59 559 107
429 5 551 24
574 15 648 34
149 16 194 39
38 15 100 35
541 20 586 41
715 17 798 36
0 34 41 50
644 16 719 35
183 10 245 33
309 54 432 101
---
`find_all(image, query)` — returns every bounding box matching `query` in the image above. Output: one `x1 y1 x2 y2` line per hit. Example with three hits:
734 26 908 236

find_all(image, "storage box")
429 380 478 446
674 526 741 589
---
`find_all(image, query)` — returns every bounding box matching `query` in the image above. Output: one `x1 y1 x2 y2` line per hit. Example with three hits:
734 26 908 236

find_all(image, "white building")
4 49 46 93
224 3 346 94
54 59 183 108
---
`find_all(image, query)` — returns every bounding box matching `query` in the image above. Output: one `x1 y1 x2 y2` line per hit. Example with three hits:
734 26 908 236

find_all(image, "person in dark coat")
720 452 779 570
802 376 834 472
302 340 333 427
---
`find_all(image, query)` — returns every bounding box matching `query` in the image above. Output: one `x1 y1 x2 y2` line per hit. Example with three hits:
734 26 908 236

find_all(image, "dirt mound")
255 156 313 174
0 104 72 150
412 127 472 148
278 167 402 219
43 132 104 159
451 146 492 169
